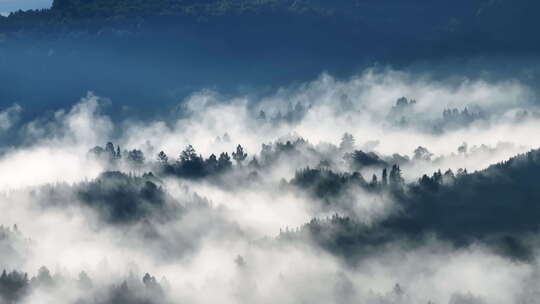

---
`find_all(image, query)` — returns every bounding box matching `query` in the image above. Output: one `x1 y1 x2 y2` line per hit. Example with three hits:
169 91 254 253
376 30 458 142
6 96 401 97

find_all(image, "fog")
1 69 540 304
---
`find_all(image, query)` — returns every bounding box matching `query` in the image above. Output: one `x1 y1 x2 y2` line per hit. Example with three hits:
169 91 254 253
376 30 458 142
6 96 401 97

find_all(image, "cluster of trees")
76 171 178 224
82 138 540 264
413 146 434 161
27 170 233 259
98 272 169 304
345 150 387 169
89 142 145 169
395 96 417 108
37 170 179 224
387 97 417 126
89 135 430 185
0 0 348 34
340 133 412 171
0 270 28 303
89 141 256 179
282 148 540 262
290 168 366 199
155 137 330 180
416 168 467 191
406 148 540 244
256 102 309 125
156 144 250 179
0 266 169 304
259 138 309 165
338 133 355 152
437 107 486 130
386 97 489 133
87 135 521 195
442 107 483 122
290 164 405 201
278 214 389 260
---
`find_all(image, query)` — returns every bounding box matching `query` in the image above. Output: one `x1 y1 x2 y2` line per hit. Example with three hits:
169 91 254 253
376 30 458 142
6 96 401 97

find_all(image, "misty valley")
1 80 540 303
2 0 540 303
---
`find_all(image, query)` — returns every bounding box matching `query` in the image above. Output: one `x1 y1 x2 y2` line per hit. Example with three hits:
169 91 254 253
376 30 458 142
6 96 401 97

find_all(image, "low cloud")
0 104 21 132
1 69 540 303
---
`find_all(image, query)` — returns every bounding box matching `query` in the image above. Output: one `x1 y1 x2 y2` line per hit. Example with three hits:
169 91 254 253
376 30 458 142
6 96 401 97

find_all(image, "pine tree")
157 151 168 164
232 145 248 165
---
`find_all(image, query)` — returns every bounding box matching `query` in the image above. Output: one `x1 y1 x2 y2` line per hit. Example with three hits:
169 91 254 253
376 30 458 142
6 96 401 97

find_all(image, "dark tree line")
89 142 145 168
88 135 470 187
156 144 249 179
0 270 28 303
89 142 255 179
0 0 352 35
256 102 309 125
89 137 416 187
0 266 169 304
36 170 181 225
291 168 367 200
291 164 405 199
441 107 485 126
384 96 492 134
77 171 179 224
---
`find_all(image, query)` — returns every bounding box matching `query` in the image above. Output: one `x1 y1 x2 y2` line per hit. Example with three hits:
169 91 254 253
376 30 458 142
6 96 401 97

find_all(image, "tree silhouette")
33 266 54 288
339 133 355 152
413 146 433 161
389 164 404 188
232 145 248 165
370 174 378 187
157 151 168 164
127 149 145 166
177 145 204 178
0 270 28 302
218 152 232 172
105 142 116 160
205 154 218 174
179 145 197 162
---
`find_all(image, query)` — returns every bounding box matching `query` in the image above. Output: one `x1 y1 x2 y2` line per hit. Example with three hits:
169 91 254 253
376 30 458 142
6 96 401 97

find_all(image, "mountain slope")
285 148 540 262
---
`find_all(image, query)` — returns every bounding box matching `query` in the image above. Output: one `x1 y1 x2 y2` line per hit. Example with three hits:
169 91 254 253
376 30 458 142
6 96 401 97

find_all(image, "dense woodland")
0 265 170 304
72 137 540 261
0 97 532 303
2 136 540 302
93 135 540 258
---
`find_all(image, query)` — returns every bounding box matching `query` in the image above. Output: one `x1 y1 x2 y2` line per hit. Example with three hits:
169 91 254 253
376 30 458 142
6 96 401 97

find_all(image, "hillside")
283 148 540 262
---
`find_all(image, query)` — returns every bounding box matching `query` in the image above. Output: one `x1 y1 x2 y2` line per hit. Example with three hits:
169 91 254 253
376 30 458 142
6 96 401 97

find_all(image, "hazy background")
2 0 540 131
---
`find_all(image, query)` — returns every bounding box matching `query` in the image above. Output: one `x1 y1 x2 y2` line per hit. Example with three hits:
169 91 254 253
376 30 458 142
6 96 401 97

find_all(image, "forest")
2 122 540 302
1 1 540 302
2 133 540 302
